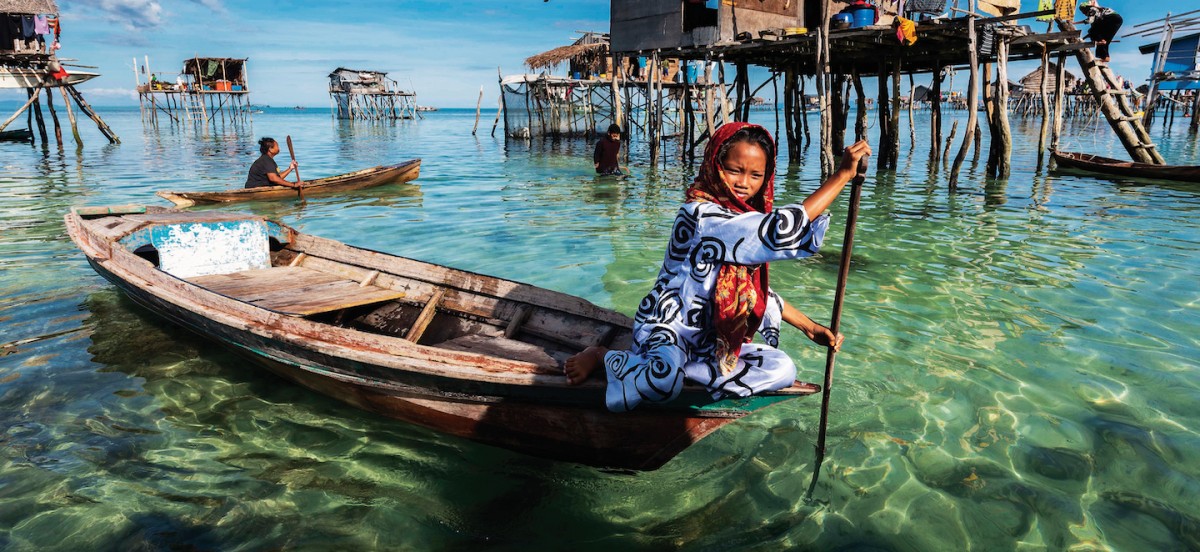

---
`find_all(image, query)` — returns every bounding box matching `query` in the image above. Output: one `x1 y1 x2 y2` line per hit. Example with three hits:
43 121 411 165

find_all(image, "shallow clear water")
1 106 1198 550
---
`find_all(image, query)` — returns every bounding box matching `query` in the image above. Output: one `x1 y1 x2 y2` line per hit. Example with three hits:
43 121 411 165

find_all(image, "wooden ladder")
1055 20 1165 164
183 92 207 124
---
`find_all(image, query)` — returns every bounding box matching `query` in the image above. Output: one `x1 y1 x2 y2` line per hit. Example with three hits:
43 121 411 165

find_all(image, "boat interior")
106 211 629 373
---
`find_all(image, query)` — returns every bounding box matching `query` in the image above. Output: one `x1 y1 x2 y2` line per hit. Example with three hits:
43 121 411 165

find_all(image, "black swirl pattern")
685 297 709 329
668 210 698 261
688 237 726 282
760 327 780 348
643 325 680 349
606 351 633 379
758 207 814 252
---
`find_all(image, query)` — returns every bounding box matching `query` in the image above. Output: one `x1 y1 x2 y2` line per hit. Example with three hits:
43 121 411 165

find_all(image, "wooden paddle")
285 135 303 201
807 153 869 499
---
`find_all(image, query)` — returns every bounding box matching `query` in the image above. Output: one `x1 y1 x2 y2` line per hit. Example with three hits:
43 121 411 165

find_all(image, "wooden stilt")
930 65 943 165
1051 54 1068 149
890 62 901 169
472 86 483 135
65 85 120 144
831 73 846 153
907 72 916 148
949 15 980 189
45 85 62 148
876 66 891 171
30 88 48 144
1037 50 1051 165
784 68 797 162
800 73 811 148
60 86 82 147
816 21 833 176
992 38 1012 177
853 70 866 143
943 120 958 168
0 86 40 133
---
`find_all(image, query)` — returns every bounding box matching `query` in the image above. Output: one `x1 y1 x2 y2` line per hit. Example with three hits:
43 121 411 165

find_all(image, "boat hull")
156 158 421 207
1052 151 1200 184
0 69 98 89
69 207 814 469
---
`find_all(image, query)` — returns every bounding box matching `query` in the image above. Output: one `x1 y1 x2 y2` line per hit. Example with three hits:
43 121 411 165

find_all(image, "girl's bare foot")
564 346 607 385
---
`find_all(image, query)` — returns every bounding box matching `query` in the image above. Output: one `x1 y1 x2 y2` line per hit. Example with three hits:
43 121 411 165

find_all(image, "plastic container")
850 6 877 27
232 84 243 91
214 80 232 91
831 13 853 29
572 71 581 80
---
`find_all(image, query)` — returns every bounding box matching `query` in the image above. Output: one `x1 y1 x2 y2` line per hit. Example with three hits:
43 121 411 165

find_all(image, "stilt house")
328 67 417 120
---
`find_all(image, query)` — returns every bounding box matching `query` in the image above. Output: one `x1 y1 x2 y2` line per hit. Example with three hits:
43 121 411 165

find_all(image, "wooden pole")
1037 50 1051 165
930 65 943 164
45 85 62 148
807 154 869 499
65 85 120 143
890 62 901 169
1051 53 1060 151
853 70 866 143
59 86 82 147
472 86 483 135
0 87 41 132
831 73 846 153
784 68 797 162
817 14 834 177
876 66 891 171
30 88 48 144
949 15 980 189
907 72 916 148
993 38 1012 177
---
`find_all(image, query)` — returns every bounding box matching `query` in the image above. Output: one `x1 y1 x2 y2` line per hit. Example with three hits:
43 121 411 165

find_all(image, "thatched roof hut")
0 0 58 14
1018 63 1077 93
524 32 610 77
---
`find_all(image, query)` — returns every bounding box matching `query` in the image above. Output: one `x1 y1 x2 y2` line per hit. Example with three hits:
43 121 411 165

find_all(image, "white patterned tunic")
603 200 830 412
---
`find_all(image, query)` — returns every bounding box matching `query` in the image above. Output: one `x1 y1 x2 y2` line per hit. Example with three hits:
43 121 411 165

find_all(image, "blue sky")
1 0 1178 108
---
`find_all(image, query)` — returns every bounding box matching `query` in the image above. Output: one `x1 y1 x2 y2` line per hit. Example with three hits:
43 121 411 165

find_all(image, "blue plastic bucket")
832 13 853 28
850 7 876 27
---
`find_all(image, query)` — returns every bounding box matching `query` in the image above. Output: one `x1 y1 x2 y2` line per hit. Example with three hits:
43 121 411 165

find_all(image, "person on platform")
245 137 304 189
1078 1 1123 63
565 122 871 412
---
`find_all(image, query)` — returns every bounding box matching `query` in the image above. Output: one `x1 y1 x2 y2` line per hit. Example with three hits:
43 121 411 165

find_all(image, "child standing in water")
565 122 870 412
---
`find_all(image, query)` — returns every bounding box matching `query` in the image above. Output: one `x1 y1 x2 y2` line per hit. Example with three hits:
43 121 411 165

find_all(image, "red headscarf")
684 122 776 374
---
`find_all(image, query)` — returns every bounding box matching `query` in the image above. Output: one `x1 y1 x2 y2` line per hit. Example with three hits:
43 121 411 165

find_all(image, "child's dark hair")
716 126 774 165
607 124 621 135
258 137 276 155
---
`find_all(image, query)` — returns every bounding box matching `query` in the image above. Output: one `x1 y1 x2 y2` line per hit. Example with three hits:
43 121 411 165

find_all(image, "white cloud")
73 0 164 30
80 87 140 101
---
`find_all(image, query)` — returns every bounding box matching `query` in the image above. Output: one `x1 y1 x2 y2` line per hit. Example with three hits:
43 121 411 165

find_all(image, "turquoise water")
1 106 1198 550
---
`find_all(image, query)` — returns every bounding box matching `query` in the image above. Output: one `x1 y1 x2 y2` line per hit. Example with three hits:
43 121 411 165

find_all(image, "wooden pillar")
876 66 890 171
949 15 980 189
30 88 48 144
853 70 866 143
65 85 120 144
816 23 833 176
907 72 916 148
890 62 901 169
1190 92 1200 134
1036 51 1051 164
930 65 943 164
991 38 1012 177
59 86 82 147
784 68 797 162
45 85 62 148
0 87 41 132
1051 53 1066 152
831 73 846 153
799 74 811 148
703 58 716 141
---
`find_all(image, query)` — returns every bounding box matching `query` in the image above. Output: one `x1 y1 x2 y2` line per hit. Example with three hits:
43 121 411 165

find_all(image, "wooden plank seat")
188 266 407 317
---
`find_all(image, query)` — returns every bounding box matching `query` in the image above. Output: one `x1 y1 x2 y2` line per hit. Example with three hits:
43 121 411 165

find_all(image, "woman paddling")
565 122 870 412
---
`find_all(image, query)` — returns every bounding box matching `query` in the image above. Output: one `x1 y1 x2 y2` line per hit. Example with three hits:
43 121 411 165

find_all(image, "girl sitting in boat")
565 122 870 412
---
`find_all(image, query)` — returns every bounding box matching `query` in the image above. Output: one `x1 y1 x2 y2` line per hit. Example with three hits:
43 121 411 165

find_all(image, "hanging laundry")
1037 0 1054 21
20 15 35 39
204 60 220 78
47 17 59 37
895 17 917 45
34 15 49 35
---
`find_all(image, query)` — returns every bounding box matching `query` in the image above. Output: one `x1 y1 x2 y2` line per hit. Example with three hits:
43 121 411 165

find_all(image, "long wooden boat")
156 159 421 207
65 205 818 470
1051 151 1200 184
0 128 33 142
